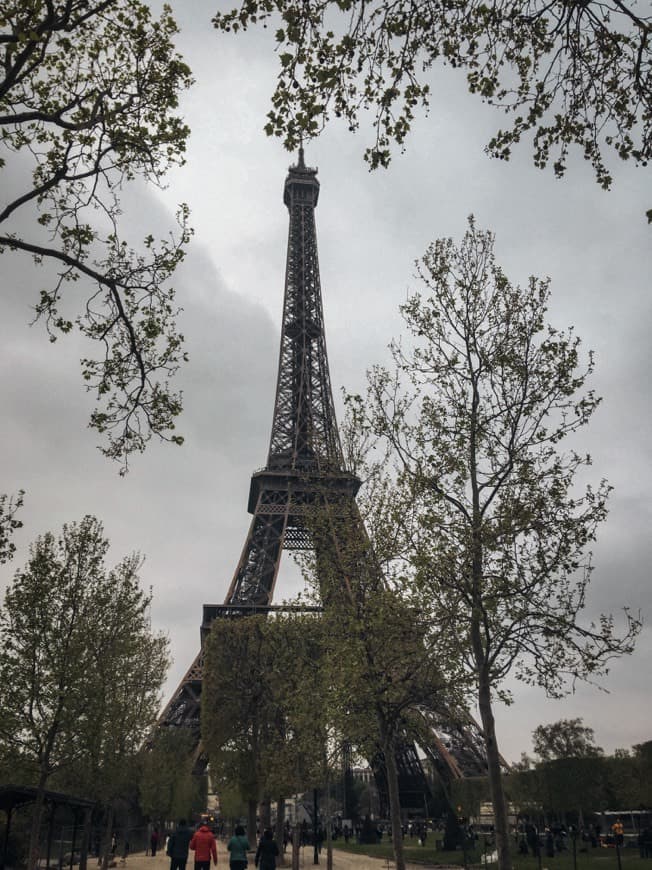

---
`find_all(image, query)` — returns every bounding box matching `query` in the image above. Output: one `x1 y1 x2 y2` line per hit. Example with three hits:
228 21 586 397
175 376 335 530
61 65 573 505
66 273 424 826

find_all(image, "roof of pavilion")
0 785 95 813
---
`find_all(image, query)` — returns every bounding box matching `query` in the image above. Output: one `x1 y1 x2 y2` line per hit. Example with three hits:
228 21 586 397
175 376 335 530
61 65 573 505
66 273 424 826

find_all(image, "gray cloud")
1 0 650 759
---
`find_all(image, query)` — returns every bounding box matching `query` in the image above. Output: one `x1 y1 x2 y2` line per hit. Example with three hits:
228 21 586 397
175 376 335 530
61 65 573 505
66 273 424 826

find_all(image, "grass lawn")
330 840 647 869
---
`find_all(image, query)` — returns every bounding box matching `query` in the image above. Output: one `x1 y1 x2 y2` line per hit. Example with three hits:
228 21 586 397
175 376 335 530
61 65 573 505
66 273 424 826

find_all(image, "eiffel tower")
158 150 494 810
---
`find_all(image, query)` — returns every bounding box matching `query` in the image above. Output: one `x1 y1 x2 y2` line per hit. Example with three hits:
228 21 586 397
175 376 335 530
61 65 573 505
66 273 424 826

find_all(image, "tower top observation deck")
284 146 319 208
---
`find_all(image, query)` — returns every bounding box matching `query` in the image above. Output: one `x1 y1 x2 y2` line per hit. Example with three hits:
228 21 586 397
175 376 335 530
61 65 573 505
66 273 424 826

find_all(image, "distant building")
351 765 374 784
476 801 517 830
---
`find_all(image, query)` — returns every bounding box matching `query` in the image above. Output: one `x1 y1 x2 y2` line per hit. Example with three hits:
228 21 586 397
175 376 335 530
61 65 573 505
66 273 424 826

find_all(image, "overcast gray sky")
1 0 650 764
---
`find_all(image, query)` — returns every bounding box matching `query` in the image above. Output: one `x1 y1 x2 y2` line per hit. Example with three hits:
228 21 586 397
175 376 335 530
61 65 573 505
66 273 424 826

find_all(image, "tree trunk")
478 674 512 870
78 808 92 870
291 823 300 870
100 804 114 870
275 797 286 866
326 824 333 870
379 719 406 870
259 798 271 830
247 799 257 847
468 394 511 870
28 770 49 870
325 774 333 870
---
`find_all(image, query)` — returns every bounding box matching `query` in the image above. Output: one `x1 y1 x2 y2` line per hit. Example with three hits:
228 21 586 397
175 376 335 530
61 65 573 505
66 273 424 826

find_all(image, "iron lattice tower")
158 151 496 807
159 149 360 725
223 148 360 605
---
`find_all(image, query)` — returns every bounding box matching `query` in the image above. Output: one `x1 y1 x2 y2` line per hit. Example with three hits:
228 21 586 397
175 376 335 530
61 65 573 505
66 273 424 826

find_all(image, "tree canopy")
301 505 463 870
533 717 604 761
0 515 169 870
214 1 650 197
343 217 640 870
201 613 327 839
455 735 652 819
0 491 24 564
139 728 205 824
1 1 193 469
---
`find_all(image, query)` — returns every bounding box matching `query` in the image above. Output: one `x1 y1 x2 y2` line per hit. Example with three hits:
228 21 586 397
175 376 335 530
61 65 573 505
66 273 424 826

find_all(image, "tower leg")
225 499 289 606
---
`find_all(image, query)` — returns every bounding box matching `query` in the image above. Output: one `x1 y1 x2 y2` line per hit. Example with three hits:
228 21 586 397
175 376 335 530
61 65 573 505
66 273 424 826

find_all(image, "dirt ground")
121 841 431 870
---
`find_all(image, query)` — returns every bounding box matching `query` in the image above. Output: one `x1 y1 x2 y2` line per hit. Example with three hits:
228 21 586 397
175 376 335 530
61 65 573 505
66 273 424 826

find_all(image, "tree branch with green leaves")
214 0 650 213
1 1 193 470
0 490 24 564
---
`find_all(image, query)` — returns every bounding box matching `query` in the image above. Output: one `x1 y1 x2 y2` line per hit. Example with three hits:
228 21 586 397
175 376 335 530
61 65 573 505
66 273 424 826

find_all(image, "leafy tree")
216 781 248 822
203 599 448 870
540 757 607 817
343 218 640 870
304 506 463 870
511 752 535 772
258 614 327 795
255 612 335 861
631 741 652 807
533 718 603 761
202 616 277 839
607 740 652 809
0 491 24 563
202 613 329 840
451 776 491 820
75 554 169 870
0 515 169 870
1 1 193 469
139 729 203 825
213 1 650 197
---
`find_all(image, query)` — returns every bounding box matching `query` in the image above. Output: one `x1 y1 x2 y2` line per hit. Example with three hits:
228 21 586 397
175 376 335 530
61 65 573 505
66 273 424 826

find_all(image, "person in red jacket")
190 823 217 870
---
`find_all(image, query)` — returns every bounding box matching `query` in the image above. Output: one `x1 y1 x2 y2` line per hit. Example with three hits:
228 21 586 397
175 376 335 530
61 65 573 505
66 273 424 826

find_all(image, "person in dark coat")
526 823 539 857
167 820 194 870
545 828 555 858
254 829 279 870
151 829 160 857
640 827 652 858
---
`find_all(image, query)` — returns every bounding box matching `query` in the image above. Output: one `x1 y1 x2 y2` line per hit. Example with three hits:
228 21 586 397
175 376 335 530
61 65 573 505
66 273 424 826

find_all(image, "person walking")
525 823 539 857
227 825 250 870
190 822 218 870
612 819 625 847
151 829 160 858
167 820 193 870
254 830 279 870
641 826 652 858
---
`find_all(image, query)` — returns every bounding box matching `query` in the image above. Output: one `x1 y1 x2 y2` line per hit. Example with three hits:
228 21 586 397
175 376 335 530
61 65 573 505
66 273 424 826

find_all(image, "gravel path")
120 841 452 870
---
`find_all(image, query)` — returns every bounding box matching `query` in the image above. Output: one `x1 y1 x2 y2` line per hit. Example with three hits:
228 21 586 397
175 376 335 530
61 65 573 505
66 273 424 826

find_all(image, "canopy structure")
0 785 94 870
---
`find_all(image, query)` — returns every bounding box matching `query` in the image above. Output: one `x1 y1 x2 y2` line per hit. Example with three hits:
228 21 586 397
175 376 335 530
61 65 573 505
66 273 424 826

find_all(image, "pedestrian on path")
190 822 217 870
227 826 250 870
167 820 193 870
254 829 279 870
151 829 160 858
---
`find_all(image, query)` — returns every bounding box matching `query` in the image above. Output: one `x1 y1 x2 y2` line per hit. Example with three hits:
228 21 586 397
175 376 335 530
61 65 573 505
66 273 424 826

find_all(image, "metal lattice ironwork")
419 708 511 780
159 149 358 730
157 651 203 731
372 740 433 818
158 150 502 808
267 151 344 473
